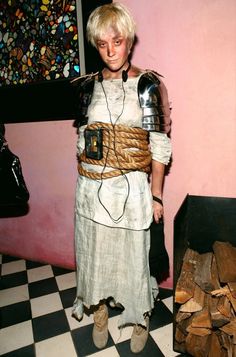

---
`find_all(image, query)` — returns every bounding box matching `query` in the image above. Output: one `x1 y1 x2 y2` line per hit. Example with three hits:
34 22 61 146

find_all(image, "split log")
191 294 212 329
213 241 236 283
220 318 236 344
208 332 222 357
179 284 205 313
176 310 191 323
228 283 236 299
185 333 210 357
209 296 230 328
220 331 233 357
212 286 236 313
195 252 220 293
211 286 229 297
211 254 221 290
227 288 236 313
175 326 187 343
186 326 211 337
175 248 199 304
217 295 233 318
191 306 212 329
176 315 193 336
233 345 236 357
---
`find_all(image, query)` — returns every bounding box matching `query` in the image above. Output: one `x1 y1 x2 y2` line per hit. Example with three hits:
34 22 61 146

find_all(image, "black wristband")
153 196 163 206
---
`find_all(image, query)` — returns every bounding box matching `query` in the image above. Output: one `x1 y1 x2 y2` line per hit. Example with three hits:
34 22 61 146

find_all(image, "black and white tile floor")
0 253 186 357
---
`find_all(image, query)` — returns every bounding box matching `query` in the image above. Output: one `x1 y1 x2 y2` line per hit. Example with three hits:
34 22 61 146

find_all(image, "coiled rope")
78 122 151 179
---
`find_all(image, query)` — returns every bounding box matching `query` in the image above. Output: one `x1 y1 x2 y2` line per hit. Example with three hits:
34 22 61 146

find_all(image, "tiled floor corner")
0 253 186 356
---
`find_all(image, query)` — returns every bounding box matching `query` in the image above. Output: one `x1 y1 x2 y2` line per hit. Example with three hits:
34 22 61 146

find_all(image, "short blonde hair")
86 2 136 48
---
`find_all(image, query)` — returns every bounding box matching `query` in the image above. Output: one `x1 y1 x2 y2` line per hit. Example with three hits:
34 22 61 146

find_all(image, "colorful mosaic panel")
0 0 81 87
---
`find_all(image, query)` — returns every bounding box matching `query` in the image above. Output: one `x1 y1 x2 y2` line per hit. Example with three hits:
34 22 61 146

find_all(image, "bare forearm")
151 159 165 223
151 160 165 198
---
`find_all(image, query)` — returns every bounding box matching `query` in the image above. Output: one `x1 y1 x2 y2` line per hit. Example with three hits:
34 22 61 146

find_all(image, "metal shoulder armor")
138 71 171 133
72 73 96 127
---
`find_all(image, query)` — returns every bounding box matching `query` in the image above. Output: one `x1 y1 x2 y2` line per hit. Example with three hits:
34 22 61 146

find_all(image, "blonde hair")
86 2 136 48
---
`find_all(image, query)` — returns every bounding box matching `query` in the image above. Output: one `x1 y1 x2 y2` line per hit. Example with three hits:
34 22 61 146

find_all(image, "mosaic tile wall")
0 0 81 87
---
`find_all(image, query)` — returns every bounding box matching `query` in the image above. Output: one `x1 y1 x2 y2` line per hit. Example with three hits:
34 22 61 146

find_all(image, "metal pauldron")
138 71 171 133
75 71 171 133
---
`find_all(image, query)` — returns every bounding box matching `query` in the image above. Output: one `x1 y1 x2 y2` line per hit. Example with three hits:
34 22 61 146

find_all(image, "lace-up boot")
92 303 108 349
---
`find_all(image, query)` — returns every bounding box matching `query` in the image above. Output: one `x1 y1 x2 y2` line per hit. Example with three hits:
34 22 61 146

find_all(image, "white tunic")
74 75 171 327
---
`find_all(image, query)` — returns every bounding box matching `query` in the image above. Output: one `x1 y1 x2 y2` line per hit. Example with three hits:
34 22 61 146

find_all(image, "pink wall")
1 0 236 287
121 0 236 287
0 121 78 269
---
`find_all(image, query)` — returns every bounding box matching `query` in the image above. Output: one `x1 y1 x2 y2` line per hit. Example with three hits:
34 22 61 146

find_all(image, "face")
96 28 131 77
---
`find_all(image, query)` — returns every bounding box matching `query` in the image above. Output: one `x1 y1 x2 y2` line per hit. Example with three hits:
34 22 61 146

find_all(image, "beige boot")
130 317 149 354
92 303 108 349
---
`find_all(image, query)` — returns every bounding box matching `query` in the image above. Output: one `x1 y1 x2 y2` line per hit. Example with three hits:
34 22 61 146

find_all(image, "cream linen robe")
73 74 171 327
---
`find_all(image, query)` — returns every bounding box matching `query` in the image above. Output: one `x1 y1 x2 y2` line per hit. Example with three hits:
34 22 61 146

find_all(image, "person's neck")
102 62 131 80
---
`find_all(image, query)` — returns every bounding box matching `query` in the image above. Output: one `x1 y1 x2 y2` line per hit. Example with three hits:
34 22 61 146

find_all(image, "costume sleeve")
149 132 172 165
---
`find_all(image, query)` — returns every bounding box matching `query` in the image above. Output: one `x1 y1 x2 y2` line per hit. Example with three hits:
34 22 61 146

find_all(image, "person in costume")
72 2 172 353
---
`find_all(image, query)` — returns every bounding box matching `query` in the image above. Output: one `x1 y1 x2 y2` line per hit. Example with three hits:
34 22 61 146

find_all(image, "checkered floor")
0 253 185 357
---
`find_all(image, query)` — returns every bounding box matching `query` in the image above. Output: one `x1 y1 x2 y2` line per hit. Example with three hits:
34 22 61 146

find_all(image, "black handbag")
0 134 30 206
149 219 170 283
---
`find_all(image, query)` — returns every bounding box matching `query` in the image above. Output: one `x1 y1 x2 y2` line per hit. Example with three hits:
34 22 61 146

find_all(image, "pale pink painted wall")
1 1 236 287
0 121 78 269
121 0 236 287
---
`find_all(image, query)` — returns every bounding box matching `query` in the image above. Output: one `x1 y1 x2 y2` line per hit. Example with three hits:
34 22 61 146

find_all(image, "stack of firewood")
174 241 236 357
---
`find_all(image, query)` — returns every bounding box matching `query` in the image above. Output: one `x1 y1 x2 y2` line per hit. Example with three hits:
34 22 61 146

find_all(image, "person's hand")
152 197 164 223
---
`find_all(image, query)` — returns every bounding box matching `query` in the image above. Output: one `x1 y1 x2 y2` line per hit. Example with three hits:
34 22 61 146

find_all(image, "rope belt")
78 122 152 179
